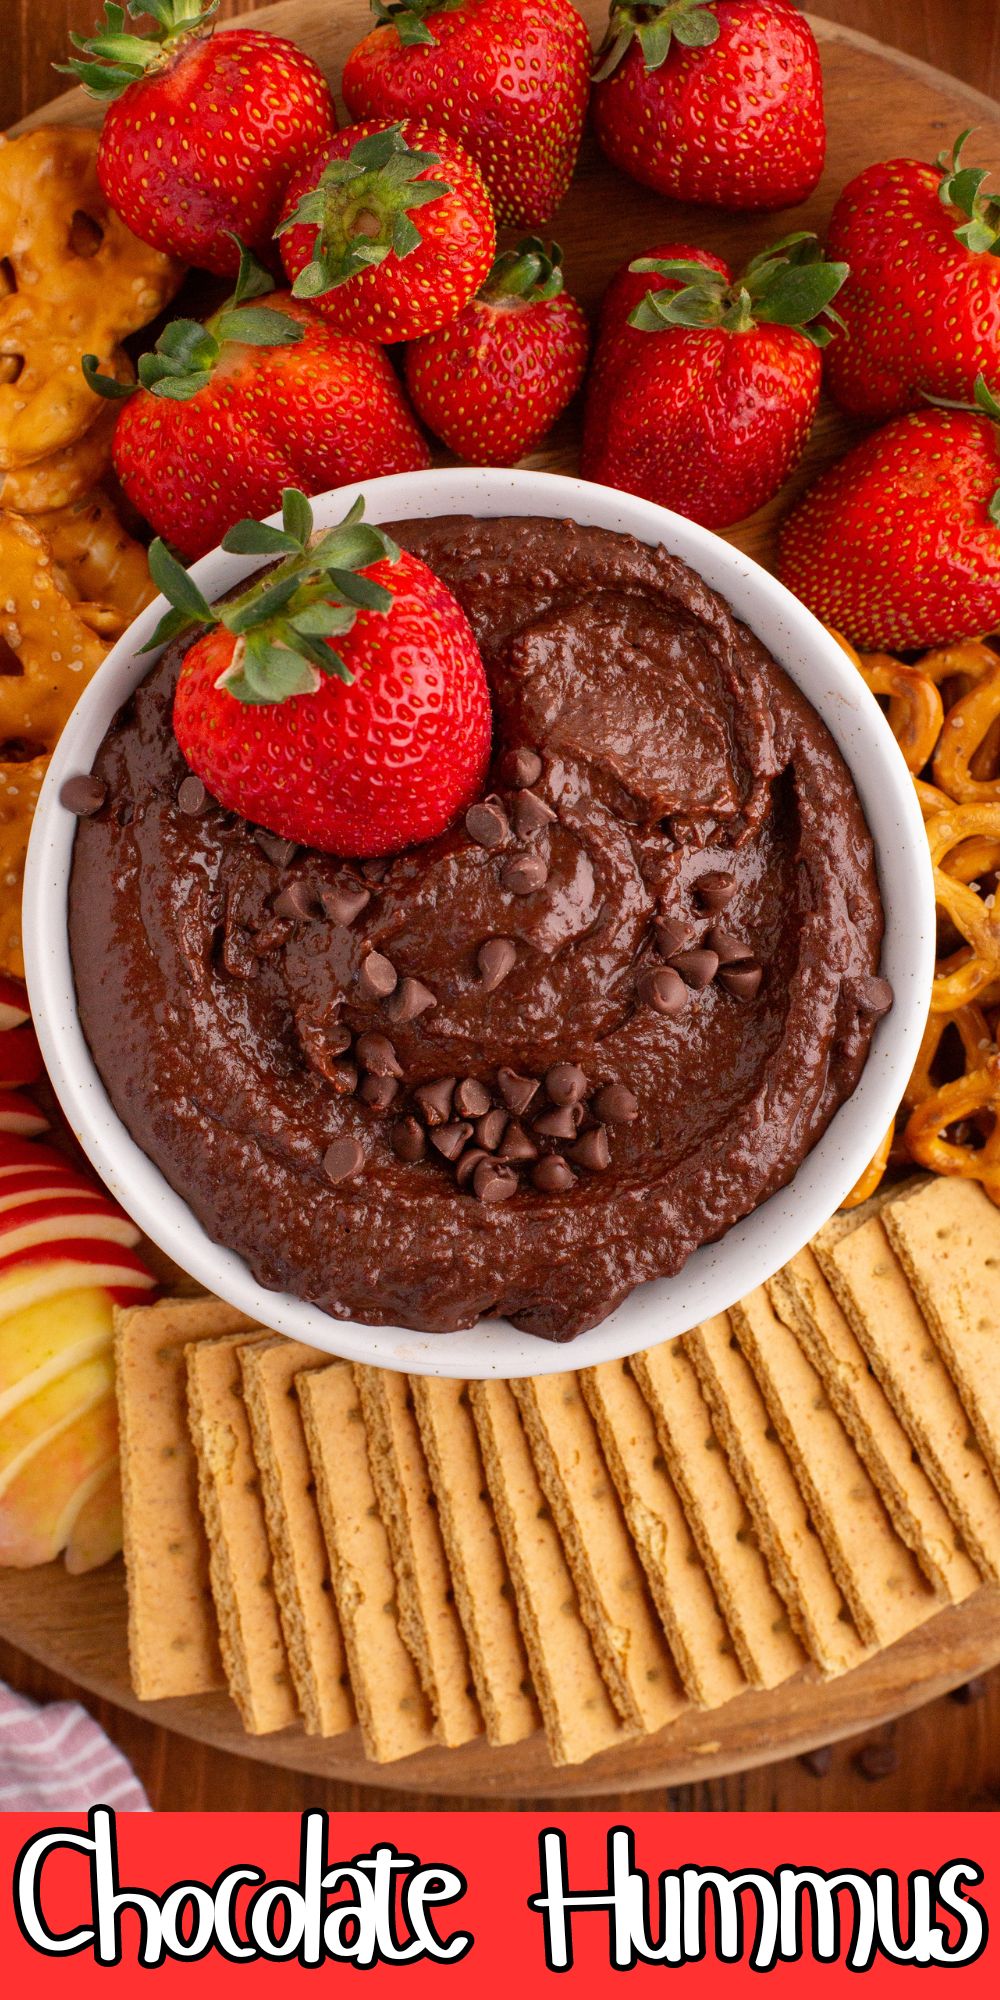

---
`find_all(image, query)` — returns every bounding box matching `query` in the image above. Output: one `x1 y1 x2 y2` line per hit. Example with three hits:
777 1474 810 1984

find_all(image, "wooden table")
4 0 1000 1813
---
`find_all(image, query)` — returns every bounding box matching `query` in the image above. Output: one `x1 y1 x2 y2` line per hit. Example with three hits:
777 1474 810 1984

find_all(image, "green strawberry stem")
924 374 1000 523
276 124 452 297
629 233 849 348
937 131 1000 255
593 0 719 84
82 240 303 404
61 0 219 100
370 0 465 50
480 238 565 306
144 488 401 705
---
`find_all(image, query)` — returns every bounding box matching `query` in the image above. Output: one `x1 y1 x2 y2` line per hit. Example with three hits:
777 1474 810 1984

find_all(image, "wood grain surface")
3 0 1000 1811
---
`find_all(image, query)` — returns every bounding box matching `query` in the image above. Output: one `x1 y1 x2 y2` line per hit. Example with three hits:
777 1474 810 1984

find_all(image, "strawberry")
581 234 848 529
341 0 591 229
778 380 1000 652
82 246 429 560
151 489 492 856
824 132 1000 419
403 238 588 464
277 119 495 343
64 4 338 276
591 0 825 212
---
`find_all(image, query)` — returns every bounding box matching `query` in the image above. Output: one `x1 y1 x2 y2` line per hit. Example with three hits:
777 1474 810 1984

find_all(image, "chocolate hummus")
68 516 890 1340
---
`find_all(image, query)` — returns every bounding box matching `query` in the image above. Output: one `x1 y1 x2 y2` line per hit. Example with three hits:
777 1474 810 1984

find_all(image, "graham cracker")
883 1177 1000 1489
631 1341 804 1690
731 1289 938 1649
355 1366 481 1748
770 1250 978 1602
114 1296 254 1701
580 1360 746 1710
684 1315 867 1676
186 1333 299 1735
239 1336 354 1738
511 1373 687 1733
411 1376 538 1747
298 1362 434 1763
818 1214 1000 1585
470 1379 630 1766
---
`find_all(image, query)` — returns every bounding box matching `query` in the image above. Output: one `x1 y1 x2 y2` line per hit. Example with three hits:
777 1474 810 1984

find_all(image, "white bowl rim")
23 466 935 1379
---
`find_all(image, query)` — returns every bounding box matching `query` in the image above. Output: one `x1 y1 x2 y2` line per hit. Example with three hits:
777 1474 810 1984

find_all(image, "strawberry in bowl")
82 245 429 560
65 1 338 274
276 119 495 342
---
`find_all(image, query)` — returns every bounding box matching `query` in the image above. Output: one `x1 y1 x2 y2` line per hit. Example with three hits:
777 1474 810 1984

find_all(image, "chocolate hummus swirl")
68 516 888 1340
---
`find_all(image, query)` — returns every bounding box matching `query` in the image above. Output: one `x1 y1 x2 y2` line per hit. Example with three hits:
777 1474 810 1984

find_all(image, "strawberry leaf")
752 259 849 327
222 521 302 556
291 602 356 637
327 570 394 610
62 0 221 98
225 238 275 308
671 7 719 47
594 0 719 79
241 632 320 702
989 486 1000 527
282 487 314 546
148 541 213 624
210 306 304 348
81 353 135 401
222 574 301 633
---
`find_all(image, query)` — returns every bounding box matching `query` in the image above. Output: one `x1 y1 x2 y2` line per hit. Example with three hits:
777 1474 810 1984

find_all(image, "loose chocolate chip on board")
533 1104 581 1141
475 1108 508 1152
431 1120 474 1162
697 869 737 911
455 1077 492 1119
61 773 107 816
177 774 210 815
456 1145 490 1188
361 857 389 882
254 828 298 868
949 1679 988 1705
414 1077 456 1126
640 966 687 1016
593 1083 639 1123
854 1741 898 1782
273 880 317 923
513 789 556 837
388 976 437 1023
569 1125 611 1172
846 973 894 1017
360 1073 399 1111
545 1062 588 1106
501 746 542 788
497 1067 540 1115
532 1155 576 1194
654 914 697 959
472 1159 518 1205
719 959 763 1001
320 884 371 925
497 1119 538 1162
477 937 517 990
466 797 509 848
705 927 746 964
323 1136 364 1183
358 950 398 1000
391 1116 426 1162
799 1745 833 1778
355 1032 402 1078
671 947 720 989
502 853 548 894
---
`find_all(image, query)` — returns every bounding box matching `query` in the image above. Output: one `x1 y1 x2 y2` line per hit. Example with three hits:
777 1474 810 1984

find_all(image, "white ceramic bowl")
24 468 934 1378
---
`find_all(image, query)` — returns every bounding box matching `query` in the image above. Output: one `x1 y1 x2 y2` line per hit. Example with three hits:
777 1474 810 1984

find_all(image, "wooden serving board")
6 8 1000 1796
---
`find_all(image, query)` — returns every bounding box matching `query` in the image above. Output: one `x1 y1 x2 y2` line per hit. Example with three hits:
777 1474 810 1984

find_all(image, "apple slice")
0 1286 114 1419
0 1172 111 1213
0 1397 118 1567
0 1139 77 1176
0 974 30 1033
0 1025 43 1090
64 1458 122 1573
0 1242 156 1320
0 1351 114 1493
0 1093 48 1137
0 1205 139 1262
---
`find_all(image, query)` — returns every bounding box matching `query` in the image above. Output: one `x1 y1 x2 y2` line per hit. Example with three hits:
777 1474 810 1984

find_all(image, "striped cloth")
0 1681 149 1811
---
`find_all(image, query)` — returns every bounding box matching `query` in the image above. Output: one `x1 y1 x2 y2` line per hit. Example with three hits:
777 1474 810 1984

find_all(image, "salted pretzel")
35 487 156 635
828 629 943 774
924 804 1000 1012
905 1054 1000 1205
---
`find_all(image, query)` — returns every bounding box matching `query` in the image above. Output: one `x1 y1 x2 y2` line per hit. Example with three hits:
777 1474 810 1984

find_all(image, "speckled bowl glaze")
23 468 934 1378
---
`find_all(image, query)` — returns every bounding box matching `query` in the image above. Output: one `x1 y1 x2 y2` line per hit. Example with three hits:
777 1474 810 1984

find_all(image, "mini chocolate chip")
177 774 209 815
61 773 107 816
391 1116 426 1162
854 1741 898 1782
475 1107 508 1151
513 789 556 837
477 937 517 991
498 1120 538 1163
640 966 687 1016
848 973 894 1018
501 746 542 788
569 1124 611 1172
800 1746 833 1778
706 927 746 964
593 1083 639 1123
326 1023 354 1057
355 1032 402 1078
323 1136 364 1183
533 1104 581 1141
532 1155 576 1194
545 1061 588 1106
361 857 389 882
431 1120 474 1162
320 884 371 925
414 1076 456 1126
949 1678 988 1705
697 869 737 911
254 828 298 867
719 959 763 1001
456 1146 490 1189
359 1073 399 1111
388 975 437 1023
497 1067 540 1115
273 880 316 922
654 914 697 959
455 1077 492 1119
466 796 509 848
502 853 548 895
671 947 720 989
473 1159 518 1205
328 1060 359 1096
358 950 398 1000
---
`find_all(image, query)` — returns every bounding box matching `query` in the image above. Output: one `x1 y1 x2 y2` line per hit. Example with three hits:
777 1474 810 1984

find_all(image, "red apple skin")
0 1027 43 1088
0 1140 74 1173
0 975 30 1032
0 1172 111 1209
0 1206 137 1262
0 1093 47 1136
